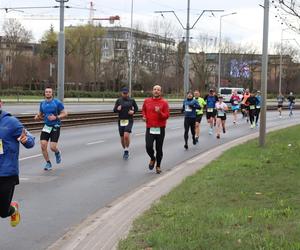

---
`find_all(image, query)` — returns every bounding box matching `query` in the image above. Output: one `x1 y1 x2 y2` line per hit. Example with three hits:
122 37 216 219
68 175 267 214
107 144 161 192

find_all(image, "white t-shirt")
215 102 228 116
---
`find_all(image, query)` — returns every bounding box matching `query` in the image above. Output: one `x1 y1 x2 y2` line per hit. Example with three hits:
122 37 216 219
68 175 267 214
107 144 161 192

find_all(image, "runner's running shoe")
123 150 129 160
149 158 156 170
55 151 61 164
44 162 52 171
156 165 161 174
10 201 20 227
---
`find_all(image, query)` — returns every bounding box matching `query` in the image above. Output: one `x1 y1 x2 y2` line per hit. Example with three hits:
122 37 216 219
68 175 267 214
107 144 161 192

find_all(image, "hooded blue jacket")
0 111 35 176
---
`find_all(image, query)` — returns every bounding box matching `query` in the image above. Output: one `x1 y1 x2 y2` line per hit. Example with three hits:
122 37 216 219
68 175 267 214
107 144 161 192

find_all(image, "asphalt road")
0 111 299 250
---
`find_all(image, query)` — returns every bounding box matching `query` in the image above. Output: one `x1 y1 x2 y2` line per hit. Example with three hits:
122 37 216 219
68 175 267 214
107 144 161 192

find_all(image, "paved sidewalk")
48 122 300 250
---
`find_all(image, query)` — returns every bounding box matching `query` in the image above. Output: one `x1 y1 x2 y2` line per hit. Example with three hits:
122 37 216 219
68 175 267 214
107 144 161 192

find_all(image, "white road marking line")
171 126 181 130
86 140 105 145
19 177 30 181
135 132 145 136
20 154 42 161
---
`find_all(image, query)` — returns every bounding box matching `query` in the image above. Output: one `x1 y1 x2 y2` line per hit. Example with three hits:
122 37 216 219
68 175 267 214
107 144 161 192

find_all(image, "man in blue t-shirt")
204 89 218 135
34 87 67 170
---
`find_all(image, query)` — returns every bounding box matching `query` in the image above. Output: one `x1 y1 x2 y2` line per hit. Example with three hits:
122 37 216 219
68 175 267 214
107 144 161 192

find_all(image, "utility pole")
129 0 134 97
259 0 269 147
155 5 223 96
218 12 237 92
55 0 68 102
183 0 191 95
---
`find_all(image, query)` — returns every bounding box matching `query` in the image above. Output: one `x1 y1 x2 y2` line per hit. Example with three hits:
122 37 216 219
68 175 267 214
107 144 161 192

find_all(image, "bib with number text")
150 127 161 135
42 125 53 134
120 120 129 127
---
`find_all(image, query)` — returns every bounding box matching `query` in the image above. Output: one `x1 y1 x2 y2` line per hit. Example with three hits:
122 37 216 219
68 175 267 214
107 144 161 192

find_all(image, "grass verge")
118 125 300 250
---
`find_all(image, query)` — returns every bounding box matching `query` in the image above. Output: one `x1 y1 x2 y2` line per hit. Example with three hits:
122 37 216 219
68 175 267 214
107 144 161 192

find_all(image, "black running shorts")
206 109 216 120
195 114 203 123
40 126 61 142
118 119 133 136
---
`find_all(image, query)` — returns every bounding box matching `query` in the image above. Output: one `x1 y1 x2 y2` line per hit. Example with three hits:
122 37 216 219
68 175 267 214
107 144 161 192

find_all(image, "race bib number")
250 105 255 110
185 105 192 112
42 125 53 134
150 127 161 135
256 106 260 109
120 119 129 127
0 139 3 155
207 108 213 113
217 111 225 116
233 100 238 105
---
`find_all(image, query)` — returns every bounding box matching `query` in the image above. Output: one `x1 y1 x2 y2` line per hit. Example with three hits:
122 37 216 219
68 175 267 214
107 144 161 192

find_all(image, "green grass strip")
119 125 300 250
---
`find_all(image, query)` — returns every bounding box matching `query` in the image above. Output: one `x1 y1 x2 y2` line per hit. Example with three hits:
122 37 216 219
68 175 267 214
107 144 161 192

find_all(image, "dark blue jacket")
182 98 200 118
0 111 35 176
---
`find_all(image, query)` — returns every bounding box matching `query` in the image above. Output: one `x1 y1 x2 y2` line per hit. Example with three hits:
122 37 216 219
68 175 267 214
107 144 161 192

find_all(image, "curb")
48 121 300 250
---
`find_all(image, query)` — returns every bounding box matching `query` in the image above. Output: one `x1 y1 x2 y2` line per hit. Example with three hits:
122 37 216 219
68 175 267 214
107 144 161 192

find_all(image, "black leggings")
0 179 16 218
145 127 165 166
249 109 256 124
256 108 260 123
184 117 196 145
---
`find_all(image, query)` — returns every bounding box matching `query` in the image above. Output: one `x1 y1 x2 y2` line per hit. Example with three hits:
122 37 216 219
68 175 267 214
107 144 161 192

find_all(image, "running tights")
249 109 256 124
0 180 16 218
256 108 260 124
184 117 196 145
145 127 165 166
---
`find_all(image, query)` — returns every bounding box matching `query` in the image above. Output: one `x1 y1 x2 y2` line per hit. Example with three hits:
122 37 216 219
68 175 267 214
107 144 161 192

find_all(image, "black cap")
121 87 129 93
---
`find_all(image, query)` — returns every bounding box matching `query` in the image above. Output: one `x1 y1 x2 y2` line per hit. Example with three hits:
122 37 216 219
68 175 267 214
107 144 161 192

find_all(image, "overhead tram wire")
0 5 93 13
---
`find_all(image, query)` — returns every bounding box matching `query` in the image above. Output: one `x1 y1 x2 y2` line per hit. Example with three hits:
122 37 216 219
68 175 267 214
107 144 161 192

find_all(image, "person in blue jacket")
0 99 35 227
255 90 262 127
34 87 67 170
182 91 200 149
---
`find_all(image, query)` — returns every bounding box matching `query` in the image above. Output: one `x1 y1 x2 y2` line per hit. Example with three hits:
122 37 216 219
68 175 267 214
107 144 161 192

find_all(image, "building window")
6 56 11 63
103 41 108 49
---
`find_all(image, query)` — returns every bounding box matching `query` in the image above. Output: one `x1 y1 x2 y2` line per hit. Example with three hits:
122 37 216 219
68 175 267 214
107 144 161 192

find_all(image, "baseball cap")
121 87 129 93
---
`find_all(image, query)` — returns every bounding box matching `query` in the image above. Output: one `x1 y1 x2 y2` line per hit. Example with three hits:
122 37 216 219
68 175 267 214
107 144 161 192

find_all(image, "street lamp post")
128 0 133 97
279 34 300 94
183 0 191 95
218 12 237 92
55 0 69 102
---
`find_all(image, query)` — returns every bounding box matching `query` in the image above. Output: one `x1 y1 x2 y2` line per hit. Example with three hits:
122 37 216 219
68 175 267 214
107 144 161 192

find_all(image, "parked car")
219 87 244 103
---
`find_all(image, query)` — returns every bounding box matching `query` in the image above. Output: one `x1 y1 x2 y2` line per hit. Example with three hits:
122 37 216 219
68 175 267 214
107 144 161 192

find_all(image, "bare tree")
2 18 33 90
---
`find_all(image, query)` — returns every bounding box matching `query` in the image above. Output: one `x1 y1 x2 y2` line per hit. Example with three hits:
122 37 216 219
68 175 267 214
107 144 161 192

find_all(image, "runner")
241 88 251 122
34 87 67 170
215 96 228 139
245 91 258 128
194 90 206 142
255 90 262 127
113 87 138 160
0 99 35 227
182 91 200 149
277 92 285 118
287 92 296 117
229 89 240 124
204 89 218 135
142 85 170 174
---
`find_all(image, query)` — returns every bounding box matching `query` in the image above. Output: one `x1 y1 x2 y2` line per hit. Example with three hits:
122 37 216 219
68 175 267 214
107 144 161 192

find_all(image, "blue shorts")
231 105 240 111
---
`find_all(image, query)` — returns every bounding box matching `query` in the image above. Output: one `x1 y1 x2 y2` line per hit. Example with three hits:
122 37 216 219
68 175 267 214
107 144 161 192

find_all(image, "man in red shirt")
142 85 170 174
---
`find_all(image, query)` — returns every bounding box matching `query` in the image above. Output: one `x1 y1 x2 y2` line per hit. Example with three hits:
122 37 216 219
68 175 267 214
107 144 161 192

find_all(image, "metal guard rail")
17 105 299 131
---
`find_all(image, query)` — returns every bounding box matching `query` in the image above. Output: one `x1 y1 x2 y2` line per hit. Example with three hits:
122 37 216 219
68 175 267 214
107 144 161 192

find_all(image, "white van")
219 87 244 103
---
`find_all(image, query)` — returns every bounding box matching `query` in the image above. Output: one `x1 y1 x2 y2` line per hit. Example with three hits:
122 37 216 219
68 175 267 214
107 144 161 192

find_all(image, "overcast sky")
0 0 299 52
